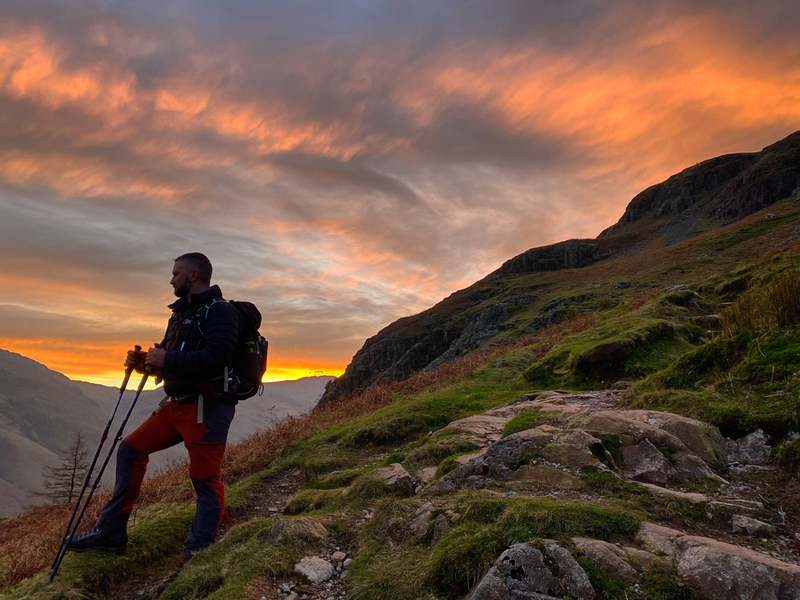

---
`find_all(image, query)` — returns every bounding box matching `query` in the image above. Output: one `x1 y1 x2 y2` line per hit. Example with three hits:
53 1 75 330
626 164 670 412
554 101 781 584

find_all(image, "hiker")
66 253 240 583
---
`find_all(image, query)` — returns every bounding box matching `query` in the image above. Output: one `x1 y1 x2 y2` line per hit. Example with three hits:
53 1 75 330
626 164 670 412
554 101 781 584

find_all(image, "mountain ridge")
320 129 800 404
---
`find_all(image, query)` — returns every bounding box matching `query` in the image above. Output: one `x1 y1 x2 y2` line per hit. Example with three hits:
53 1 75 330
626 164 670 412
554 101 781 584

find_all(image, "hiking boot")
65 528 128 554
156 560 186 597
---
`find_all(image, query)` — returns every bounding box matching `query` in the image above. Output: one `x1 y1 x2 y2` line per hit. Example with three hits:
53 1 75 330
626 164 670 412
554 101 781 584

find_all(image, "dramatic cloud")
1 0 799 384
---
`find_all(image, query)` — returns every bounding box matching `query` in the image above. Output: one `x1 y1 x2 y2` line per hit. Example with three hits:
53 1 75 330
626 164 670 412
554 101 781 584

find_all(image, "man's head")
171 252 213 299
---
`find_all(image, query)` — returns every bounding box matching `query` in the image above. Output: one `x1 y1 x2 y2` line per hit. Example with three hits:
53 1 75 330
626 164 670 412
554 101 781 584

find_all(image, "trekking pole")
50 356 151 582
49 347 139 581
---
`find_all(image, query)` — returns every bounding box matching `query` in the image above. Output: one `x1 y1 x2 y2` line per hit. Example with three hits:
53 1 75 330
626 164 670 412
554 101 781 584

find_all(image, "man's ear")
188 269 199 282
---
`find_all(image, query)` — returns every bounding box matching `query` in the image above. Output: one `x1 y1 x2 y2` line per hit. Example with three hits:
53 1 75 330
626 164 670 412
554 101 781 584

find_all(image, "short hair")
175 252 213 283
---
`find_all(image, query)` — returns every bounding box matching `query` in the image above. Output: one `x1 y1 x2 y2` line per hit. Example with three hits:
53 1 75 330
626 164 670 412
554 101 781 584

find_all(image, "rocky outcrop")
602 130 800 247
638 522 800 600
320 130 800 406
370 463 417 495
467 542 593 600
495 239 601 276
427 391 742 498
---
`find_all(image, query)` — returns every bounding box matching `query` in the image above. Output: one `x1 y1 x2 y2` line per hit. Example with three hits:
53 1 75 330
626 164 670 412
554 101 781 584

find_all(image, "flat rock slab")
371 463 416 494
638 522 800 600
295 556 334 584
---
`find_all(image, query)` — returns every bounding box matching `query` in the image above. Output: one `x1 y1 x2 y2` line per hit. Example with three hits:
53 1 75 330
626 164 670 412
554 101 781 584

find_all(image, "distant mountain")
320 129 800 404
0 348 332 517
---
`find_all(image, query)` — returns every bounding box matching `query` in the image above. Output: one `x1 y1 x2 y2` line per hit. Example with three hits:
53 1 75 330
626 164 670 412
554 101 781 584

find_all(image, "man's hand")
125 348 147 373
145 343 166 372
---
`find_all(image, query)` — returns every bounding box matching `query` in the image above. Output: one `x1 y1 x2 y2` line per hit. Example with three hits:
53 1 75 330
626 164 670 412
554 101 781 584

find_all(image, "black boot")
65 528 128 554
156 560 186 597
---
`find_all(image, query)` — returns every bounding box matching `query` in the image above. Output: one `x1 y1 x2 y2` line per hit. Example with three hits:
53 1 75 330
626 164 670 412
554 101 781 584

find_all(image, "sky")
1 0 799 386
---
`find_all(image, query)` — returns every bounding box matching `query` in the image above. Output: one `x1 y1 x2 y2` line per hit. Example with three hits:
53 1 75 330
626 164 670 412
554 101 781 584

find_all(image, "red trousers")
98 400 235 557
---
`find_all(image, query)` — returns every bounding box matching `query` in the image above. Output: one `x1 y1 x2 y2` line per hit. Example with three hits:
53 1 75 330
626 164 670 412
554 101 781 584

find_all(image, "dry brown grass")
625 291 660 313
0 327 557 590
0 495 108 588
721 270 800 337
569 313 595 333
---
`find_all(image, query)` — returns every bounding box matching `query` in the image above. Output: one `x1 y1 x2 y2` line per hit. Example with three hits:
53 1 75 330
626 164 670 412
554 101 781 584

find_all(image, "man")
67 253 240 585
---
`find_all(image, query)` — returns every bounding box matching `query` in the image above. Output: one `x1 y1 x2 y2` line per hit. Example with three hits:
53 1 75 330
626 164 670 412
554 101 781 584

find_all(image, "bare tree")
40 431 90 504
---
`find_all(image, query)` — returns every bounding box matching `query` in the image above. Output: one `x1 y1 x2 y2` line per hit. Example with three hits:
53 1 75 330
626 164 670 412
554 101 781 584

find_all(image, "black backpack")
198 298 268 400
227 300 269 399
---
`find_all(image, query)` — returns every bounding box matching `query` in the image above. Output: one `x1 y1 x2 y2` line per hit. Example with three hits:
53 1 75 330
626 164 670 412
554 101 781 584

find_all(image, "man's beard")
173 281 191 298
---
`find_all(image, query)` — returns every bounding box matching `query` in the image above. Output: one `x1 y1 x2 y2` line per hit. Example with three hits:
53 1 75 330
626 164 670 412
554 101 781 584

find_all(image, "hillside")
320 130 800 404
2 130 800 600
0 350 332 517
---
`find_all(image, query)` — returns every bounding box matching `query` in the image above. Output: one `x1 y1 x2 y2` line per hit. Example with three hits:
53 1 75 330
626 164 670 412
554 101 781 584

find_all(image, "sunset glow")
1 0 799 385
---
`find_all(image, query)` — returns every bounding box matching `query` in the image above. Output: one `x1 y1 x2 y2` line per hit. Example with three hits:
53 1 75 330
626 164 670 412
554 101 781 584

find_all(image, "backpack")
198 298 268 400
227 300 269 400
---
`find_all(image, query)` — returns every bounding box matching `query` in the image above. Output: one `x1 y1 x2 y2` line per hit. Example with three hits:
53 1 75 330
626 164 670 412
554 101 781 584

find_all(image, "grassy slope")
4 200 800 599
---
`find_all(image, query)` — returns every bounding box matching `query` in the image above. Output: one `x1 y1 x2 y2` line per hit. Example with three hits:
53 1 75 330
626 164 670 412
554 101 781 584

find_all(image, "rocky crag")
321 130 800 405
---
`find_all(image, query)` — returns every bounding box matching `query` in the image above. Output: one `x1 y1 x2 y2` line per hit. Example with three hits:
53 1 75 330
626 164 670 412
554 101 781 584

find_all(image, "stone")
539 430 604 470
415 466 438 485
409 502 434 539
623 439 677 485
467 543 561 600
286 595 299 600
672 451 724 482
506 464 585 492
266 517 328 543
331 551 347 563
634 482 708 503
573 537 638 584
638 522 800 600
295 556 334 584
430 514 450 546
343 558 353 568
370 463 416 495
724 430 771 464
732 515 775 537
543 541 594 600
454 449 488 465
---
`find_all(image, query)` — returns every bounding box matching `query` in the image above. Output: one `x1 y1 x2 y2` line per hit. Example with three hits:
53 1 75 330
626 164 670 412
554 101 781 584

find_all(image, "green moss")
524 310 700 388
342 376 530 448
639 565 702 600
402 438 479 471
283 488 346 515
426 496 640 596
588 440 623 471
501 408 547 438
577 557 629 599
580 471 647 497
776 437 800 472
160 517 303 600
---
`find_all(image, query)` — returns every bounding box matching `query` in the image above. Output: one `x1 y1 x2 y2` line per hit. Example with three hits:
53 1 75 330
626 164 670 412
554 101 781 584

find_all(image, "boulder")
543 541 595 600
672 451 724 482
371 463 416 495
539 430 605 471
638 522 800 600
623 439 677 485
724 430 771 464
415 466 438 485
573 537 639 584
409 502 434 539
732 515 775 537
294 556 334 584
467 543 560 600
431 514 450 546
638 411 727 465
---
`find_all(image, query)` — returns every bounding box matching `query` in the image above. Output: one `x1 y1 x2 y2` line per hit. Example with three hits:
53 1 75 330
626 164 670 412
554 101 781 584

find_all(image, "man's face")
170 261 194 298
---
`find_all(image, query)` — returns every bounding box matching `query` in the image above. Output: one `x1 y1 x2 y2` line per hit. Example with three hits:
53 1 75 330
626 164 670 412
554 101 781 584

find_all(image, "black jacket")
161 285 240 401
